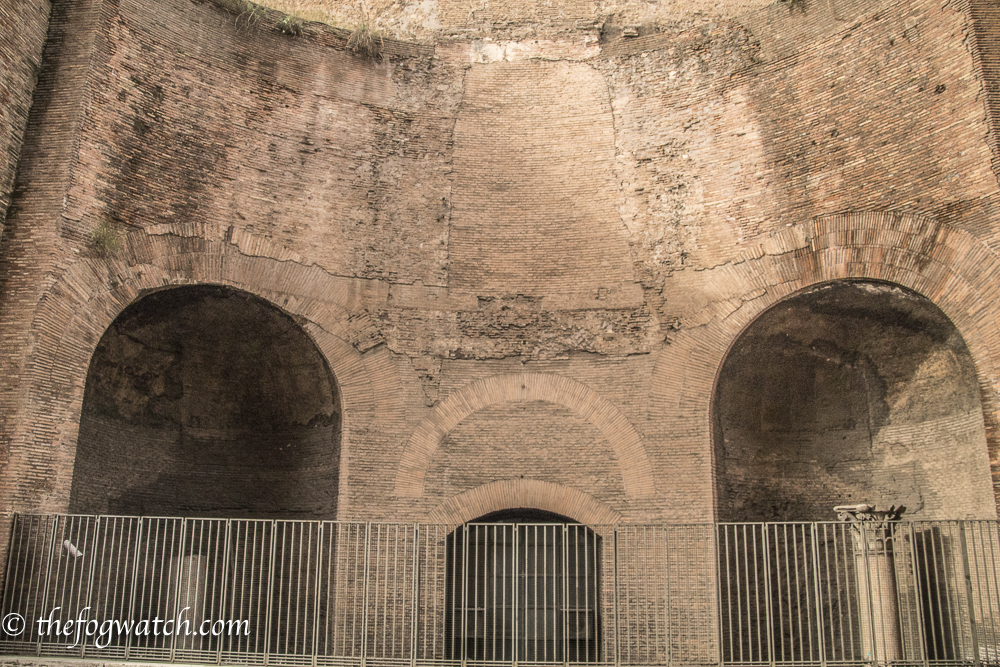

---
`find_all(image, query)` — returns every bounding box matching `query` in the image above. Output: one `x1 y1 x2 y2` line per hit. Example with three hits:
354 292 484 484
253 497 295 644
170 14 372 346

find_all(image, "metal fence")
0 515 998 666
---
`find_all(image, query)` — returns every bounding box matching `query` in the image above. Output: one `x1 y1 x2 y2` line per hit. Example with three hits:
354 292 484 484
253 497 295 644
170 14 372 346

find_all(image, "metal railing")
0 515 998 666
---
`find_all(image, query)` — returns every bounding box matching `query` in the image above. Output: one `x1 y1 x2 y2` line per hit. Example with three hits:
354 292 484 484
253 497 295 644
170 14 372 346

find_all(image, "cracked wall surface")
2 0 1000 549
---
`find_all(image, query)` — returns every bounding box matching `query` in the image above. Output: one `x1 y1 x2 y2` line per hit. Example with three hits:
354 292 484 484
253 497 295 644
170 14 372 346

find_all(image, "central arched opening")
70 284 341 518
446 509 601 663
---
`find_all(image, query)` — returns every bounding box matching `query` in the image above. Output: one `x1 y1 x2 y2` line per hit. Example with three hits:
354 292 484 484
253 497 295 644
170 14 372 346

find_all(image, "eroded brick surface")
1 0 1000 563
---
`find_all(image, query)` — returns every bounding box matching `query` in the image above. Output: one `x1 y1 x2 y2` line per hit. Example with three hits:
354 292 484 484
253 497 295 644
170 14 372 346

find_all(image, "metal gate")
445 522 600 663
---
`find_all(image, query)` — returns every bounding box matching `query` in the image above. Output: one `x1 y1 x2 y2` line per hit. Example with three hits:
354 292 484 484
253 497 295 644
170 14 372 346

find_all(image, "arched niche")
712 280 994 522
445 509 601 663
69 285 341 518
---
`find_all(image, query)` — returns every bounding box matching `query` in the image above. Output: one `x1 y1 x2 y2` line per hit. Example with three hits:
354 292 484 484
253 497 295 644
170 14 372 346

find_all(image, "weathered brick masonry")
2 0 1000 562
0 0 50 238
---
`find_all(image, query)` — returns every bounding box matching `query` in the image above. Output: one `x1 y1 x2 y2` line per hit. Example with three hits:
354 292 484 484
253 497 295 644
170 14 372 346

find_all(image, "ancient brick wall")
1 0 1000 557
0 0 50 235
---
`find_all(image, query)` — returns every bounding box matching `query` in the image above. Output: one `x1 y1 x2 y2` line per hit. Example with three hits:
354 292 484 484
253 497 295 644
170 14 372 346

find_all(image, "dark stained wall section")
70 286 340 518
714 282 994 521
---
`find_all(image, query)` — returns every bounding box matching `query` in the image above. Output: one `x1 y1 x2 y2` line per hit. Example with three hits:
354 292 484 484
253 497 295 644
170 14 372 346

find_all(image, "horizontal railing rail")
0 515 997 666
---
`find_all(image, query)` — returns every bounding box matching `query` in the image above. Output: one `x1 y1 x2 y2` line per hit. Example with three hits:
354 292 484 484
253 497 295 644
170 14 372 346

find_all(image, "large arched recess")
712 280 994 522
69 284 341 518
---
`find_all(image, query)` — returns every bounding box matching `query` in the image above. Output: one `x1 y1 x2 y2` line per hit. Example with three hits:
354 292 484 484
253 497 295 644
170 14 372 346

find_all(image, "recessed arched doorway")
445 509 601 663
712 280 994 522
70 284 341 518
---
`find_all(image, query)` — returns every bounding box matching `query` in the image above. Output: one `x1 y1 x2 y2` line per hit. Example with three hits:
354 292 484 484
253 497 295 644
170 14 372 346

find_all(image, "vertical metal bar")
352 523 363 657
920 524 942 660
937 523 961 658
538 523 543 662
613 528 619 667
762 525 774 667
392 525 400 660
968 522 990 667
410 524 420 667
738 524 748 664
0 515 18 629
373 524 383 660
169 519 187 663
264 521 277 665
983 522 1000 660
958 522 982 667
810 523 827 667
503 525 509 664
874 524 891 666
361 523 372 667
310 523 322 666
906 523 929 667
751 525 762 663
492 525 498 662
79 516 102 658
214 520 230 665
563 524 570 666
323 523 335 659
821 524 838 663
715 524 726 667
473 524 481 661
35 517 58 656
516 523 522 666
791 524 806 662
777 524 789 663
727 525 737 663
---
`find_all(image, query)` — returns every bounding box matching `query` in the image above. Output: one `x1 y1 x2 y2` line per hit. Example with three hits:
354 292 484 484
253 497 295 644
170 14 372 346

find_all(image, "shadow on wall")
69 285 341 519
713 280 994 522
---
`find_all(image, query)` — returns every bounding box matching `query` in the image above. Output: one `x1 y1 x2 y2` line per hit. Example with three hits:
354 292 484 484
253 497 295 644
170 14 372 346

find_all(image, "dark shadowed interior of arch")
70 285 340 519
446 509 601 663
713 281 995 522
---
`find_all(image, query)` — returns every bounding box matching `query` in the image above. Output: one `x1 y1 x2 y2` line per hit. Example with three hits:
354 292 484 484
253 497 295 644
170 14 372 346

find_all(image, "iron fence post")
613 527 619 667
958 521 982 667
905 523 929 667
264 521 277 666
563 524 570 666
762 525 774 667
361 522 371 667
80 516 101 658
810 523 827 667
217 520 231 666
312 522 323 667
35 516 58 657
410 523 420 667
715 524 724 667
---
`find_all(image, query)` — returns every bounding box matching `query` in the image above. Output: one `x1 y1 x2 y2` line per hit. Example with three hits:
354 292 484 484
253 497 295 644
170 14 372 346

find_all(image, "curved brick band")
395 372 656 500
426 479 623 527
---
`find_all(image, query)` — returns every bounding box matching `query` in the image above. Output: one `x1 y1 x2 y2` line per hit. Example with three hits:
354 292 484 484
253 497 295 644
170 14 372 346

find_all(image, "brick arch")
395 372 656 499
426 479 623 528
649 211 1000 515
2 227 393 514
